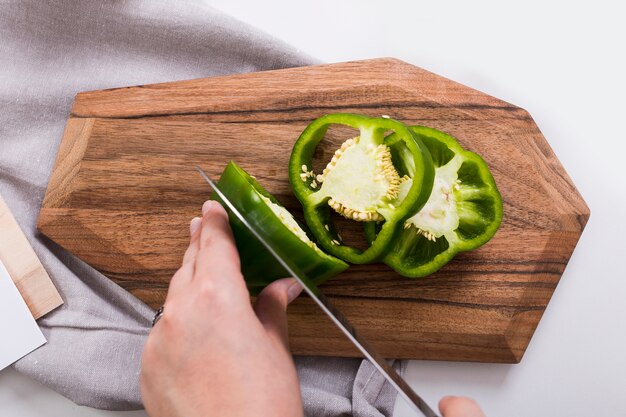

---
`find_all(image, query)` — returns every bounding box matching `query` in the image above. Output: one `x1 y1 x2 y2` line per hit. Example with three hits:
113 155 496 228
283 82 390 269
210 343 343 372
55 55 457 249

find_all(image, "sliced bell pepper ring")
365 126 503 277
289 114 435 264
211 161 348 293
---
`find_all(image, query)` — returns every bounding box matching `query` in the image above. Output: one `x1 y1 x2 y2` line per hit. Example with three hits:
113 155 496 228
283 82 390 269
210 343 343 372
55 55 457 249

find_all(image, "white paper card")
0 260 46 370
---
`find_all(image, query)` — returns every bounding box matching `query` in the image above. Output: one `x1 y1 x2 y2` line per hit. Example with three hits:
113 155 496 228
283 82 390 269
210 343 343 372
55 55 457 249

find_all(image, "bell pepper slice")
365 126 503 277
212 161 348 293
289 114 435 264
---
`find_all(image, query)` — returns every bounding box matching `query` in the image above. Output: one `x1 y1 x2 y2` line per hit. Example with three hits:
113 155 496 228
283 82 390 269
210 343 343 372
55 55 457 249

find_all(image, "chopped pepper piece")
212 161 348 293
365 126 503 277
289 114 435 264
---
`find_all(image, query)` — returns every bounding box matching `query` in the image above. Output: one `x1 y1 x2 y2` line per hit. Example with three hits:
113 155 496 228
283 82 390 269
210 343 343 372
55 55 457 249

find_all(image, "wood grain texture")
0 194 63 319
38 58 589 362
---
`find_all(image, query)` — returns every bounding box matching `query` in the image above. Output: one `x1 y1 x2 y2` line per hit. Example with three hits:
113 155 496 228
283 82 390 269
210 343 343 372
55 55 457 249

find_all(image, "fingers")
193 201 243 287
170 201 237 298
190 216 202 235
182 200 210 266
254 278 303 349
167 216 203 298
181 217 201 264
439 396 486 417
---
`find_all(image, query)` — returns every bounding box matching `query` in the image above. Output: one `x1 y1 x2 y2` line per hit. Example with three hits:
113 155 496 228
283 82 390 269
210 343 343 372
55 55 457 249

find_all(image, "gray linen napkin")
0 1 405 416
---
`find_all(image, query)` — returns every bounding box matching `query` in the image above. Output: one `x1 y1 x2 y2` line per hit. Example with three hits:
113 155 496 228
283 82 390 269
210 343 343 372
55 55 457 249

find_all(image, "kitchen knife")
196 166 439 417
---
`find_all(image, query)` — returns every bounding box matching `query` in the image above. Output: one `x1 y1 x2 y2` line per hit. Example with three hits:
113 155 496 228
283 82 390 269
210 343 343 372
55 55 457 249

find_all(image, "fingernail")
190 217 202 235
287 280 303 304
202 200 214 216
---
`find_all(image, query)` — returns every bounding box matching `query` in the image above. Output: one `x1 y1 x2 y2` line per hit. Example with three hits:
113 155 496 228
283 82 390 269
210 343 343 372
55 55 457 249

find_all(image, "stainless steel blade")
196 166 439 417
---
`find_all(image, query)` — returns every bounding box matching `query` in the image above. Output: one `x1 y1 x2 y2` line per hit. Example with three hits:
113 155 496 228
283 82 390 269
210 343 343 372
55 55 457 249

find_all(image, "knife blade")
196 166 439 417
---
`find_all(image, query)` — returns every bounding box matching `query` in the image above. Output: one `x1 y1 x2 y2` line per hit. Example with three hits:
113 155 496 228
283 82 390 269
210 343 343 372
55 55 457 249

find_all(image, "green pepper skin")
289 114 435 264
365 126 503 277
212 161 348 293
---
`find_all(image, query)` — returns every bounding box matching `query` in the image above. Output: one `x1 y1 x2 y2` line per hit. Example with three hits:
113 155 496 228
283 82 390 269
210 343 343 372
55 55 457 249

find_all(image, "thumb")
253 278 303 349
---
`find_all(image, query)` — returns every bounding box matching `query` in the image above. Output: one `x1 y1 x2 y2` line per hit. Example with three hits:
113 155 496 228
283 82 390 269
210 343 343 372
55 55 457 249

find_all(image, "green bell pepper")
212 161 348 293
365 126 503 277
289 114 435 264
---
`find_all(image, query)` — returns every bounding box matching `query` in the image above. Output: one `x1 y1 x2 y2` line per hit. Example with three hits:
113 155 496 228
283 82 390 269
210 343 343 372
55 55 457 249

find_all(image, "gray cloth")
0 1 405 416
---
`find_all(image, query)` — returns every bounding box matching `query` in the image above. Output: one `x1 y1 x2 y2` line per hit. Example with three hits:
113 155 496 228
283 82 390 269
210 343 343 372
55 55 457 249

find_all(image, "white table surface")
2 0 625 416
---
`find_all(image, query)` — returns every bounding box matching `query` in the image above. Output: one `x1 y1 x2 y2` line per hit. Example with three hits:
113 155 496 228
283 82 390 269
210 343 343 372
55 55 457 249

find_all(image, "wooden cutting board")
37 58 588 362
0 194 63 319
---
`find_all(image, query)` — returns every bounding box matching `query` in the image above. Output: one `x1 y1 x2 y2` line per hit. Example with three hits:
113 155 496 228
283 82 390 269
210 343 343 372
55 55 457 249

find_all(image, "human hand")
439 396 486 417
140 200 304 417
